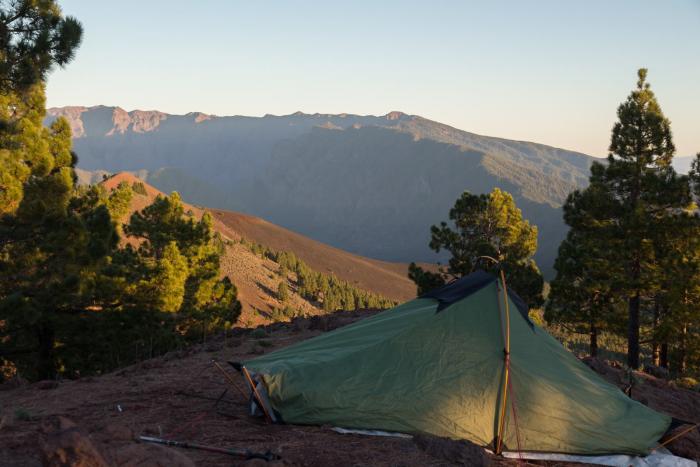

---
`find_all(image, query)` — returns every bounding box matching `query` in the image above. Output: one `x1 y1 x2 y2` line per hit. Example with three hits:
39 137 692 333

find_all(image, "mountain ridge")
48 106 599 276
48 105 596 157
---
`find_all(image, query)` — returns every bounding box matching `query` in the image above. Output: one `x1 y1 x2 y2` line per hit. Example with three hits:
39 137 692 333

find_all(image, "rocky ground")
1 310 698 467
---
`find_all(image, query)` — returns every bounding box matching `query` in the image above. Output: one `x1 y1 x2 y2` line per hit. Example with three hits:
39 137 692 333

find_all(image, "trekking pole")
139 436 279 461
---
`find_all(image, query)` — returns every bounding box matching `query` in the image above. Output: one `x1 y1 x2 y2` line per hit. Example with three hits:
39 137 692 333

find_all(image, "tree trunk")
651 345 660 366
660 343 669 368
627 293 640 369
676 324 687 375
651 298 660 366
36 321 56 380
627 165 642 370
590 321 598 358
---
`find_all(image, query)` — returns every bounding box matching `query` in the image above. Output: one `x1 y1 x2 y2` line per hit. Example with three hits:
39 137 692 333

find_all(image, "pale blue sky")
46 1 699 157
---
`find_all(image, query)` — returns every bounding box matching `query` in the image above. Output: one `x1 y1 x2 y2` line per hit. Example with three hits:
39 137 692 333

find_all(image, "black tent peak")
420 270 533 327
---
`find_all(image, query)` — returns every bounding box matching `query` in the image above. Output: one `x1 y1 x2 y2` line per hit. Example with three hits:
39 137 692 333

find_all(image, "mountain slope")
48 106 598 276
100 173 417 325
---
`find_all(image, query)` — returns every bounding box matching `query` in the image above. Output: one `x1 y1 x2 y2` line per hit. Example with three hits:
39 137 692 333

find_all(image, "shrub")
672 377 699 391
277 281 289 302
132 181 148 196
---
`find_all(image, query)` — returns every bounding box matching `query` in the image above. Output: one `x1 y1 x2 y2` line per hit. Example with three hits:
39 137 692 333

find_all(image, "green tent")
244 271 670 456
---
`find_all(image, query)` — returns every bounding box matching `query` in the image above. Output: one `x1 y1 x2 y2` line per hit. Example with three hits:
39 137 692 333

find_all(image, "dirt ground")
1 310 698 466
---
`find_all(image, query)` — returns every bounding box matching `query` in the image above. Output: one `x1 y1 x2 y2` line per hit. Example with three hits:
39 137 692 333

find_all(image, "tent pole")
475 255 511 454
495 268 511 455
242 366 274 423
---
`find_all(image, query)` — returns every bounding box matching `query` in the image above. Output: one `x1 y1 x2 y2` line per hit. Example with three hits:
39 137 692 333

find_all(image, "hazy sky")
46 1 699 157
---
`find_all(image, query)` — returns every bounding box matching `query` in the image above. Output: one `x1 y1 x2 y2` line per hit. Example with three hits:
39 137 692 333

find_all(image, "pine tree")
0 1 83 94
408 262 445 296
548 70 693 369
409 188 544 309
277 280 289 302
649 153 700 374
122 194 242 331
0 2 93 379
105 182 134 221
0 83 118 379
139 241 188 313
0 2 244 379
546 186 626 356
690 153 700 199
598 69 690 368
653 212 700 374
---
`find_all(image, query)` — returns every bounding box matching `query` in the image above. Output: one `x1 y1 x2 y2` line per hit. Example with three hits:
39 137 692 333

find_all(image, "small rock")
41 416 77 433
40 416 109 467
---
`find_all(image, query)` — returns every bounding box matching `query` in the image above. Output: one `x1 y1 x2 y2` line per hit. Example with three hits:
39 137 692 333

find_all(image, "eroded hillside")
100 173 417 326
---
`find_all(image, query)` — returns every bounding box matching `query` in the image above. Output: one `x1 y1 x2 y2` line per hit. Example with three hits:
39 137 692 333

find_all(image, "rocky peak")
385 111 408 121
46 106 89 137
189 112 213 123
127 110 168 133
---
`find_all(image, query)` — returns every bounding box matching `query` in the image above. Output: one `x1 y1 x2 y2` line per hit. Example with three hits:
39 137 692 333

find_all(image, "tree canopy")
0 5 241 380
409 188 544 309
0 0 82 94
547 69 697 372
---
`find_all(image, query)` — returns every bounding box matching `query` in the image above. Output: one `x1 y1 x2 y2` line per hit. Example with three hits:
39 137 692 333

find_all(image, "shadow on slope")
249 126 567 277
